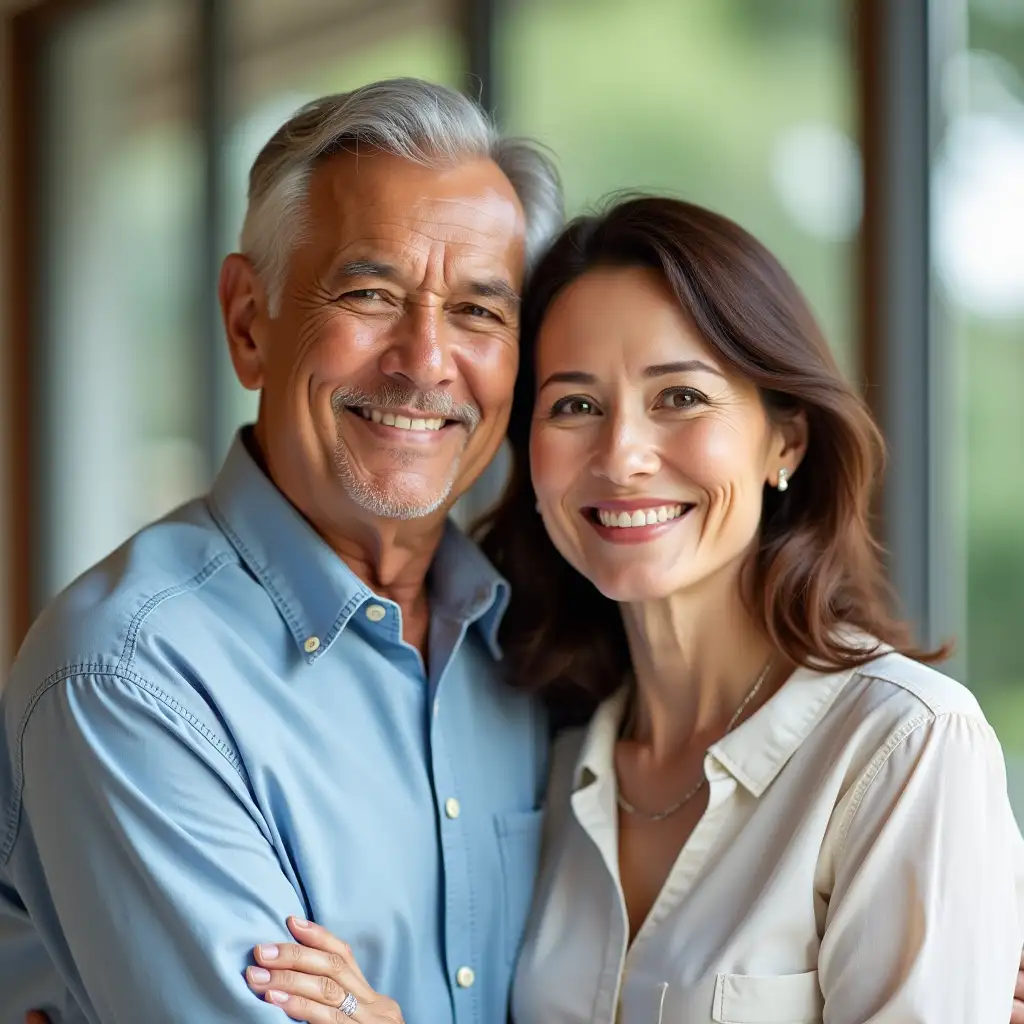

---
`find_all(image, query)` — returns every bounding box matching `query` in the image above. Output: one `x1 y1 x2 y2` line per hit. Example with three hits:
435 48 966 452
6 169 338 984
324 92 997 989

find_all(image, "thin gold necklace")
615 659 773 823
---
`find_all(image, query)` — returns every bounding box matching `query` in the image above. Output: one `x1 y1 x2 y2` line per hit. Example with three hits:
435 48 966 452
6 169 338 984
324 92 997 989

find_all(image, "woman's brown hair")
476 196 945 726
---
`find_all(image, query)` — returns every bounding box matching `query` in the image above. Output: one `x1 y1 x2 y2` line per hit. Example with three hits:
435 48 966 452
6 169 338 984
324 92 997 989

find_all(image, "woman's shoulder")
847 649 985 724
827 650 1004 805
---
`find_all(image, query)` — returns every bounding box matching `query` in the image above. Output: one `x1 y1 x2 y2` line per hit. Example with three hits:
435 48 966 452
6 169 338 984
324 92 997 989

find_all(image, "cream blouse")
512 651 1024 1024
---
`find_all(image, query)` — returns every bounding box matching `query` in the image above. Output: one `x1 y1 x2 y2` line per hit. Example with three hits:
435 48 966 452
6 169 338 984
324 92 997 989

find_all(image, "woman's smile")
582 500 695 544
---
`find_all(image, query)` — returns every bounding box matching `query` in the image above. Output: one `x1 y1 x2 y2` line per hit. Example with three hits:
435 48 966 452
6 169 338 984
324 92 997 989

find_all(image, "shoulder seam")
854 661 976 719
833 710 932 862
116 550 236 676
1 661 246 869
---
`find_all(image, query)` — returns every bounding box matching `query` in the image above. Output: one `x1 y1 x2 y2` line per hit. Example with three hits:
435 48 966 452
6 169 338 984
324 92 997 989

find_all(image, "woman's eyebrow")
538 370 597 389
643 360 724 378
539 361 724 390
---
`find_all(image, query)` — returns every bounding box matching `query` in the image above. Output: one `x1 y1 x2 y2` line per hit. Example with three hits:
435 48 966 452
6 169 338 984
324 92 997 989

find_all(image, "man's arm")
7 671 307 1022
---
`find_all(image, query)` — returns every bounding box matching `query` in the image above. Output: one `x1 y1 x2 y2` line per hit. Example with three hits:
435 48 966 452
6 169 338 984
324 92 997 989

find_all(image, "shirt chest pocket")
709 970 823 1024
494 808 544 966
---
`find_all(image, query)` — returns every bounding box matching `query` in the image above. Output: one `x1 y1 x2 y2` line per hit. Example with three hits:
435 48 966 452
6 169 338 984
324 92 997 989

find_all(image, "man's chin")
343 478 455 522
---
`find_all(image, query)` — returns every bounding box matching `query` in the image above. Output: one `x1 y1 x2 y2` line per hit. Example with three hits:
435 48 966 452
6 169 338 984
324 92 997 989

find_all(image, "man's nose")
591 414 660 485
378 303 457 393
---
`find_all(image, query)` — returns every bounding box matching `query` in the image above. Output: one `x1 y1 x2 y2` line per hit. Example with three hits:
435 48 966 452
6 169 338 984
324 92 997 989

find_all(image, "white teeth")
596 504 685 528
358 408 445 431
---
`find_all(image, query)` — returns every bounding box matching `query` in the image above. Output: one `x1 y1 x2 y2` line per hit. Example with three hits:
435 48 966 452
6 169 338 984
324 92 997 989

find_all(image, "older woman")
240 197 1023 1023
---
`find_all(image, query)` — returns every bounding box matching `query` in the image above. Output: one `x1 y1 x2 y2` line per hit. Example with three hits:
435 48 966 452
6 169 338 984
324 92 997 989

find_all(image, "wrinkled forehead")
305 150 527 282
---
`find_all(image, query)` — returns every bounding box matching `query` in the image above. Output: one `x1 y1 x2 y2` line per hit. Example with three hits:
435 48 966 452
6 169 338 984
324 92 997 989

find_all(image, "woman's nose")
590 415 660 485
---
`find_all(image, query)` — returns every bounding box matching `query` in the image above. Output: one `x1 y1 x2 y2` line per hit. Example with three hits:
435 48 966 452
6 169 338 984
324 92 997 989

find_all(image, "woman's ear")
767 407 809 487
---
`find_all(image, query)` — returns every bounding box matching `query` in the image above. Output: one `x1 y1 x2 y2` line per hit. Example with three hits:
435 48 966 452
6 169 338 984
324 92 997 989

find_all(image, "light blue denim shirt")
0 432 548 1024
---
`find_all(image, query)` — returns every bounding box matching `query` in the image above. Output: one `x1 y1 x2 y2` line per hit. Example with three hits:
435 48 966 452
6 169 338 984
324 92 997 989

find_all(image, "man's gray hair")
240 78 565 314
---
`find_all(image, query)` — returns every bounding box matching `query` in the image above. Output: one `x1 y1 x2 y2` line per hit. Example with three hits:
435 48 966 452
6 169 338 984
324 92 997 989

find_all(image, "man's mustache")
331 385 481 432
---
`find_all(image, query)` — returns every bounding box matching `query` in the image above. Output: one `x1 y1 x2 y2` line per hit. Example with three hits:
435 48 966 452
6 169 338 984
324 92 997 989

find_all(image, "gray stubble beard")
329 383 479 521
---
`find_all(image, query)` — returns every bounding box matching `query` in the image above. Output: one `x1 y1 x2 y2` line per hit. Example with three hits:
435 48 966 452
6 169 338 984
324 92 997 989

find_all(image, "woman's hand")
1013 949 1024 1024
246 916 404 1022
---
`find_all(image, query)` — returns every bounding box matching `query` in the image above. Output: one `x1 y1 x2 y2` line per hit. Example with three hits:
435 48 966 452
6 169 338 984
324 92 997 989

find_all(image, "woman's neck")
619 564 780 761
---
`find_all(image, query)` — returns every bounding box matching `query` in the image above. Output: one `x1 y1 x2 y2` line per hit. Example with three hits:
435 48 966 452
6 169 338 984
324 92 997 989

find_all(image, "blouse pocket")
494 808 545 966
711 969 823 1024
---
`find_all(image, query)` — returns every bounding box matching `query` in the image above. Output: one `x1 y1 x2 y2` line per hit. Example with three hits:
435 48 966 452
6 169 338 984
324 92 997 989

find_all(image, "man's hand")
1012 947 1024 1024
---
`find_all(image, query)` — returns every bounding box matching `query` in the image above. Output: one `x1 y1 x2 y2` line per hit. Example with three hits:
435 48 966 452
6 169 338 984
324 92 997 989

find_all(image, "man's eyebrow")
331 261 519 308
465 278 521 308
332 259 401 283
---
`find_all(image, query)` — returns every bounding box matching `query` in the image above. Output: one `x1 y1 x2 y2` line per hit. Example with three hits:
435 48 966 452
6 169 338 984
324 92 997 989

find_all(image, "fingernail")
249 967 271 984
267 989 289 1005
259 944 280 960
291 917 311 928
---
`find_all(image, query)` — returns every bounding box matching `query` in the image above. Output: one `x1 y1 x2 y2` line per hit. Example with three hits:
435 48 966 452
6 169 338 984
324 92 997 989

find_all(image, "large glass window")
499 0 858 373
38 1 202 602
936 0 1024 811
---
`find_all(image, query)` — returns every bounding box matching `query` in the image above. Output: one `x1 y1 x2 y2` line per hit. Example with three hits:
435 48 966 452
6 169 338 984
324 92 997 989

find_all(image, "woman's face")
530 265 797 604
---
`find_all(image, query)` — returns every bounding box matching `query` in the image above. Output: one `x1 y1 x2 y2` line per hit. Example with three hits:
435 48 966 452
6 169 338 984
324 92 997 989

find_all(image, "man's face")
222 150 526 528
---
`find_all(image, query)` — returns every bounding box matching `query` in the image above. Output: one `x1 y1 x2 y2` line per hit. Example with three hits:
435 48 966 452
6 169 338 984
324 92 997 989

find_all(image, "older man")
0 78 562 1023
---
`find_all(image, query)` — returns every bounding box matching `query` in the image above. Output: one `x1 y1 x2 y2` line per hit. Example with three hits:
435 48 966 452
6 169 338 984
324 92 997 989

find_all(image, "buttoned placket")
428 610 481 1024
576 753 740 1024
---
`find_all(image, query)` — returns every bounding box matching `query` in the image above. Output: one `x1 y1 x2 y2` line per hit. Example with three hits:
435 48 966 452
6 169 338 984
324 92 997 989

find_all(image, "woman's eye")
659 387 705 410
551 396 598 417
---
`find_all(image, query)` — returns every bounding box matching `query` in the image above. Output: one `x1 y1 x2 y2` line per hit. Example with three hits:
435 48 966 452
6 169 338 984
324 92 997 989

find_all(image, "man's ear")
220 253 271 392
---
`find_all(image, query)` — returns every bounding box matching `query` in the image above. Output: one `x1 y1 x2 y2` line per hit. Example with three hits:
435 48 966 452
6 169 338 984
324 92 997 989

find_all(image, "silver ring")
339 991 358 1017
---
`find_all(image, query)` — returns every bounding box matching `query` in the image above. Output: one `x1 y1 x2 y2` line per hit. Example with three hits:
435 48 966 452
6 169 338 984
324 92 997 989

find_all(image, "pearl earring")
776 468 789 492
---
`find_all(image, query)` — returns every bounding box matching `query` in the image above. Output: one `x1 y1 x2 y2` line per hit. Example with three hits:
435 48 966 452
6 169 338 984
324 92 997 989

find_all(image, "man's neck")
244 425 445 653
324 520 443 656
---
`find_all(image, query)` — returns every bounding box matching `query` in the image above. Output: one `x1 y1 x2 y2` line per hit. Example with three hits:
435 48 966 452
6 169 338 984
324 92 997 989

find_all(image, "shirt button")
365 603 387 623
444 797 461 819
456 966 475 988
303 636 320 653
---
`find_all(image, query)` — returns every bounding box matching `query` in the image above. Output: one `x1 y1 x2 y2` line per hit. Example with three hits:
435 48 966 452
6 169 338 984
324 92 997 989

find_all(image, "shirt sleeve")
818 710 1024 1024
6 671 308 1023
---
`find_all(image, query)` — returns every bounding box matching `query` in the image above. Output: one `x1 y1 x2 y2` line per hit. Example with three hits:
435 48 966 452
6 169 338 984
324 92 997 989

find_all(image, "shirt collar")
207 430 509 663
428 518 510 660
572 664 857 798
574 687 630 791
708 663 856 796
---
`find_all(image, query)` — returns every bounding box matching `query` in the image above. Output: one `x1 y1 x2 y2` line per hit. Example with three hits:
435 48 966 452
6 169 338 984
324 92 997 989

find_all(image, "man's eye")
551 396 598 417
341 289 383 301
459 304 498 320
